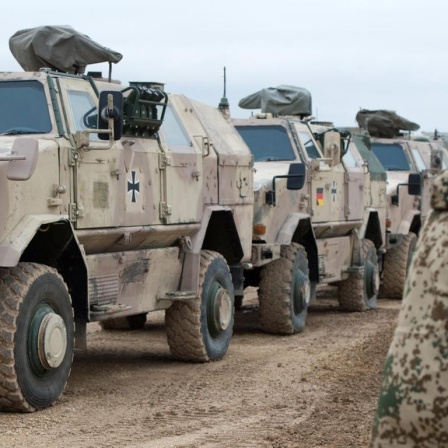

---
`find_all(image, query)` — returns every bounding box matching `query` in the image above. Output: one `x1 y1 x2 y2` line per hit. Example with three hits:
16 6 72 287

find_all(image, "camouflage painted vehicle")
232 86 386 335
354 110 448 298
0 26 254 411
370 170 448 447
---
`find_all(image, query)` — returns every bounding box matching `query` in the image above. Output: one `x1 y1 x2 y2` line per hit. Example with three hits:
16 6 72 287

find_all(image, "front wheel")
165 251 234 362
0 263 74 412
338 240 379 311
258 243 311 334
380 233 417 299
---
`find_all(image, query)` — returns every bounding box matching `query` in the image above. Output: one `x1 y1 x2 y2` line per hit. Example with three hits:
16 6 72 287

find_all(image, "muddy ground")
0 288 400 448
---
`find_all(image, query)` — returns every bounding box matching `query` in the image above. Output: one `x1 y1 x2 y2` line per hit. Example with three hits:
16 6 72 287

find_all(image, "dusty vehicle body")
233 100 386 334
352 109 448 298
0 28 254 412
366 134 448 298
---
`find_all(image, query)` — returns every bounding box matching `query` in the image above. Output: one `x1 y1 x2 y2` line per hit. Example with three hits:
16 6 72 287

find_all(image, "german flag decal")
316 188 324 206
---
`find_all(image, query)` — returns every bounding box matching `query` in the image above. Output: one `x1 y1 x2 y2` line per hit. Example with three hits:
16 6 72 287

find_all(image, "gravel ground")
0 289 400 448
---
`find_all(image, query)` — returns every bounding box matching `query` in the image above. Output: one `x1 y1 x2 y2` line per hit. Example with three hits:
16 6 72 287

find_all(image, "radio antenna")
218 66 230 117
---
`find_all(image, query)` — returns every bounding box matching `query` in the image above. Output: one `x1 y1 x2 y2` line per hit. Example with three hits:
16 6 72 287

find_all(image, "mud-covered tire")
99 313 147 330
258 243 310 335
380 232 417 299
338 240 379 312
165 251 234 362
0 263 74 412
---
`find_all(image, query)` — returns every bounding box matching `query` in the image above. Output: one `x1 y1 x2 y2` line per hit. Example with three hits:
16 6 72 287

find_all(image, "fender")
275 212 311 245
180 205 244 292
398 209 420 235
0 214 69 267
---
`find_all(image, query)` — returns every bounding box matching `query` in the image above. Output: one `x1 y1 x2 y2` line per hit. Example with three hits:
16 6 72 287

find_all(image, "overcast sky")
1 0 447 132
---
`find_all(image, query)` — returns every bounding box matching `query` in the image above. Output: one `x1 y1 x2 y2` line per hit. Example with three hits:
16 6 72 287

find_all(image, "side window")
160 104 192 148
298 131 322 159
411 148 427 171
342 146 358 168
66 90 98 134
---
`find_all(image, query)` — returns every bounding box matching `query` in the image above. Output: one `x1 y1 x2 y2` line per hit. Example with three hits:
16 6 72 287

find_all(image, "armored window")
371 143 411 171
235 125 296 162
297 131 322 159
160 104 192 148
342 146 358 168
0 80 52 134
411 148 427 171
66 90 97 131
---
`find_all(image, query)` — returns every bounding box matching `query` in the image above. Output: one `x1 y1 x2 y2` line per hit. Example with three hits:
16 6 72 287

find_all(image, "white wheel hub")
38 313 67 369
216 289 232 331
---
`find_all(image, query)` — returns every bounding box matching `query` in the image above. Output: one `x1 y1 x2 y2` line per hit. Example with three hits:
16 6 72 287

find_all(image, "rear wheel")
380 233 417 299
165 251 234 362
338 240 379 311
258 243 310 334
0 263 74 412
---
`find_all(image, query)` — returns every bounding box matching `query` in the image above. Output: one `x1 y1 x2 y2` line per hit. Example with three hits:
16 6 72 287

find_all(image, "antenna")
218 66 230 117
223 66 227 98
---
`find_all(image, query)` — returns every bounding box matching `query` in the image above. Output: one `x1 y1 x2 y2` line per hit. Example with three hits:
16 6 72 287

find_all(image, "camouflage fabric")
370 169 448 447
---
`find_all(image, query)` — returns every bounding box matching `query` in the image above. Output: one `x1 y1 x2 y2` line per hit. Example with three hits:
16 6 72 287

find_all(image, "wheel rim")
365 259 380 299
207 282 232 337
28 303 67 375
292 269 310 315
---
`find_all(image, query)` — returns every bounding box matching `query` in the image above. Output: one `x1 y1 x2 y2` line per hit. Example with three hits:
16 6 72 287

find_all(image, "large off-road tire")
0 263 74 412
258 243 310 335
338 240 379 312
380 232 417 299
99 313 147 330
165 251 234 362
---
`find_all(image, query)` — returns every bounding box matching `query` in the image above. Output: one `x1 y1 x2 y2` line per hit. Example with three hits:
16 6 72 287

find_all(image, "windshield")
371 143 411 171
0 80 52 135
235 125 296 162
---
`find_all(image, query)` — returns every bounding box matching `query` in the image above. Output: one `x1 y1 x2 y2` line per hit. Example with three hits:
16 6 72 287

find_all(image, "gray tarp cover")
355 109 420 138
9 25 123 74
238 85 312 116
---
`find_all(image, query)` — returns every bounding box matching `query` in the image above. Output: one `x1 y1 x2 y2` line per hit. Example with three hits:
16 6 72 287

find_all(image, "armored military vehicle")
355 109 448 298
233 86 386 334
0 26 254 411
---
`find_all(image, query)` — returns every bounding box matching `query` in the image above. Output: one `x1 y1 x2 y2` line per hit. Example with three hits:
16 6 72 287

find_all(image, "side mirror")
287 163 306 190
98 91 123 141
266 163 307 206
408 173 421 196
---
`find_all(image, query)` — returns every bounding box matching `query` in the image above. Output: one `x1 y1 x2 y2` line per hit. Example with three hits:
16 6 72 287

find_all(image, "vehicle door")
57 76 125 229
292 123 346 223
158 96 202 224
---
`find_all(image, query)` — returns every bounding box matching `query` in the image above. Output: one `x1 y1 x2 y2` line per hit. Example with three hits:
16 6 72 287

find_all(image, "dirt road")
0 291 400 448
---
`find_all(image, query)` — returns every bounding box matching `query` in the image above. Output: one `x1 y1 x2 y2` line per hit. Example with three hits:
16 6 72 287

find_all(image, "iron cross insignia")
127 171 140 203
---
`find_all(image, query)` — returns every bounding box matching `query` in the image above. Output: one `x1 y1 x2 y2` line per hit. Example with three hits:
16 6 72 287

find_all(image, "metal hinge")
159 153 171 169
159 202 172 220
68 203 84 221
344 172 351 183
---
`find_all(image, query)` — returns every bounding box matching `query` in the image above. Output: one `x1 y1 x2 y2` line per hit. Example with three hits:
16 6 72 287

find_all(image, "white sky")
1 0 447 132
